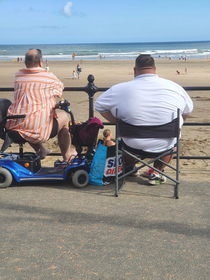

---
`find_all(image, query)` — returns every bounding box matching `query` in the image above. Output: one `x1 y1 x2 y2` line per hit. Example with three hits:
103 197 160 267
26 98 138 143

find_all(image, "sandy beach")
0 58 209 180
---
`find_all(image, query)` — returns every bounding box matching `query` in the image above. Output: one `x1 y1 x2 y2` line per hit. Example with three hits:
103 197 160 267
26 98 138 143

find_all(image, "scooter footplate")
34 167 65 176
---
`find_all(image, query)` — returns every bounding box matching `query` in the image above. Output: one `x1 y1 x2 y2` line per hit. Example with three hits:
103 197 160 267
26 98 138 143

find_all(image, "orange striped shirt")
6 67 64 143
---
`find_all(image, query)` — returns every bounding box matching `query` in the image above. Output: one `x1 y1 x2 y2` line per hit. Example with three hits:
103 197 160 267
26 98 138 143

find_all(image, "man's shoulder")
158 77 184 90
111 80 134 89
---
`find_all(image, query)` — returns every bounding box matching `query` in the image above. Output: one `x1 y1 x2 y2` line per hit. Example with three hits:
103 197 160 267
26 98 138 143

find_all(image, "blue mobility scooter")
0 98 103 188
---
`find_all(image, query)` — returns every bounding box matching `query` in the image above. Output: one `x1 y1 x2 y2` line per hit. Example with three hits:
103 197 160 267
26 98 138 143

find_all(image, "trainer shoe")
148 173 167 185
132 167 140 177
143 168 165 178
143 168 153 178
126 164 140 177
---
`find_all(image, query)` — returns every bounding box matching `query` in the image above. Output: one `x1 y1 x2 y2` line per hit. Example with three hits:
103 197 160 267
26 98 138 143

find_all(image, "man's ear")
39 59 43 67
134 67 136 77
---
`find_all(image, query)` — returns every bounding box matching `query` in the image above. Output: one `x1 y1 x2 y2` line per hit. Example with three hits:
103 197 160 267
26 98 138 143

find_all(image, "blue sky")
0 0 210 44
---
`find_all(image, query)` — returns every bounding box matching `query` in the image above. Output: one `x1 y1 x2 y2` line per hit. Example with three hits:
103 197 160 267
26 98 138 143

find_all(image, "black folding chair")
115 108 180 198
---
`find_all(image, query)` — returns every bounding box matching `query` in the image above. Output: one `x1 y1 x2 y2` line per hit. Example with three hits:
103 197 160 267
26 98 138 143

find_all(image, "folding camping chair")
115 108 180 198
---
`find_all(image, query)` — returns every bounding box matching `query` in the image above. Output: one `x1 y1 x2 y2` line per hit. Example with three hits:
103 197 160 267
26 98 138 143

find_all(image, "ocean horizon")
0 41 210 61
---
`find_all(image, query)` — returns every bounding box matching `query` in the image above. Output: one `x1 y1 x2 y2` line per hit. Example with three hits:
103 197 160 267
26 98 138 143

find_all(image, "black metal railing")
1 74 210 160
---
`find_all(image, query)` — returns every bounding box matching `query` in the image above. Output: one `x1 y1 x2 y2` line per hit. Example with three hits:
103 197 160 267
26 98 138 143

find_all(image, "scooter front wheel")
0 167 13 188
72 169 89 188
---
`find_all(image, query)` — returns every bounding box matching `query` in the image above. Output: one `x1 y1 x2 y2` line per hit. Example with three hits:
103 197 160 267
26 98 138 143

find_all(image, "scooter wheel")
72 169 89 188
0 167 13 188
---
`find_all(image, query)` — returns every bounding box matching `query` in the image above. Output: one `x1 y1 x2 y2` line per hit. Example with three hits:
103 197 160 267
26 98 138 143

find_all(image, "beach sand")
0 58 209 181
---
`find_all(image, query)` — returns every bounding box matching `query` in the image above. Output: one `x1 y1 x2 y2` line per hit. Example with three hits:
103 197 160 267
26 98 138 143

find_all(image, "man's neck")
134 66 156 77
138 70 155 75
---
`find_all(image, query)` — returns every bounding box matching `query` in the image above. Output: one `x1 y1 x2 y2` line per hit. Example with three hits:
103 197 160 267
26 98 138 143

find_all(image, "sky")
0 0 210 45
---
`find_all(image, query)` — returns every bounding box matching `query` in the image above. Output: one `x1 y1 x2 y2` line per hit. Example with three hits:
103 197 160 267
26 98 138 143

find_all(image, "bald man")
95 54 193 185
6 49 76 162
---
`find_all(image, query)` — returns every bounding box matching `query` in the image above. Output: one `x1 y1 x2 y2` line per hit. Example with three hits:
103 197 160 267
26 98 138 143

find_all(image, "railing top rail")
1 86 210 92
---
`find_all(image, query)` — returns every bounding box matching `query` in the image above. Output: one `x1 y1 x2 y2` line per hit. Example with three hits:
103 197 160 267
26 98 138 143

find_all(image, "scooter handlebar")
54 99 75 131
54 99 71 113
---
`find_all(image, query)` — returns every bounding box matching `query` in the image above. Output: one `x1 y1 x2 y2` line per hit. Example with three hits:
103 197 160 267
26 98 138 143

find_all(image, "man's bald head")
25 49 43 68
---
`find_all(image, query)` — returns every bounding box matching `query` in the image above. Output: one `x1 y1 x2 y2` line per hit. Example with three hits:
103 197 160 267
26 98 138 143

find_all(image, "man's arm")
50 73 64 98
100 111 116 124
181 88 193 121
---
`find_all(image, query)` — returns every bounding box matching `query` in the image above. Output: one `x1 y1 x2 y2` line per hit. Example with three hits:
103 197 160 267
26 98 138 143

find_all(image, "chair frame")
115 108 180 199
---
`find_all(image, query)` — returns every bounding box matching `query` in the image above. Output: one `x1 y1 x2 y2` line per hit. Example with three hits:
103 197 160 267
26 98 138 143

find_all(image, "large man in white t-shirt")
95 54 193 185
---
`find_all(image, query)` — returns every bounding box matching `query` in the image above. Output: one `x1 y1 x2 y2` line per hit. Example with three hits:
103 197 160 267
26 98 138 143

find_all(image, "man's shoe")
49 154 77 174
143 168 153 178
48 161 69 173
148 173 167 185
126 165 140 177
132 167 140 177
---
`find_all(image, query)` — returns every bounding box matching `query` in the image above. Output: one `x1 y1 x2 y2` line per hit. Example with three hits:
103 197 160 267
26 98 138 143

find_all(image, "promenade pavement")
0 168 209 280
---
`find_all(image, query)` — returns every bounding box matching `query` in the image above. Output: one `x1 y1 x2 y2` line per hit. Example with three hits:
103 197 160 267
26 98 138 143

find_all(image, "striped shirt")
6 67 64 143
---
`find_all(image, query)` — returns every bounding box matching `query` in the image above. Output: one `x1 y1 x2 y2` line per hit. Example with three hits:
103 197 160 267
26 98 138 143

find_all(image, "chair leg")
174 183 179 199
115 173 119 197
174 139 180 199
174 159 179 199
115 152 126 197
115 133 119 197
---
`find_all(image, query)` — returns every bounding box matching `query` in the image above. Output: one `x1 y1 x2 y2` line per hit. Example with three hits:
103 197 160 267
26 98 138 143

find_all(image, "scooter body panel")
0 155 89 183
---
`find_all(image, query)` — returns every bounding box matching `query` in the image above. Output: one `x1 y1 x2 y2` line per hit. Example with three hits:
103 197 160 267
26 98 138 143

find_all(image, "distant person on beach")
76 64 82 79
176 70 180 75
95 54 193 185
103 129 115 147
45 59 49 71
6 48 77 163
72 70 77 79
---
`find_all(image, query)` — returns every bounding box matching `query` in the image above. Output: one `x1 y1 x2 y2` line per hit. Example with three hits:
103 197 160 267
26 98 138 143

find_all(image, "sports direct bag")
89 141 123 186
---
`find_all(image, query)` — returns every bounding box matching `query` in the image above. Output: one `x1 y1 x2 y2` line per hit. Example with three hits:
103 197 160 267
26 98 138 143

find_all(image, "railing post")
83 75 99 159
84 75 98 119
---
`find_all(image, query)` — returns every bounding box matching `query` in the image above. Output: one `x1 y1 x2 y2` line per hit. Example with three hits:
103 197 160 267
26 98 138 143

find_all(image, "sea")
0 41 210 61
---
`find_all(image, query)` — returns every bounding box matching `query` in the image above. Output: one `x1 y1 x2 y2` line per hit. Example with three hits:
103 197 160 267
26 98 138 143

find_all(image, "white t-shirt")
95 74 193 153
